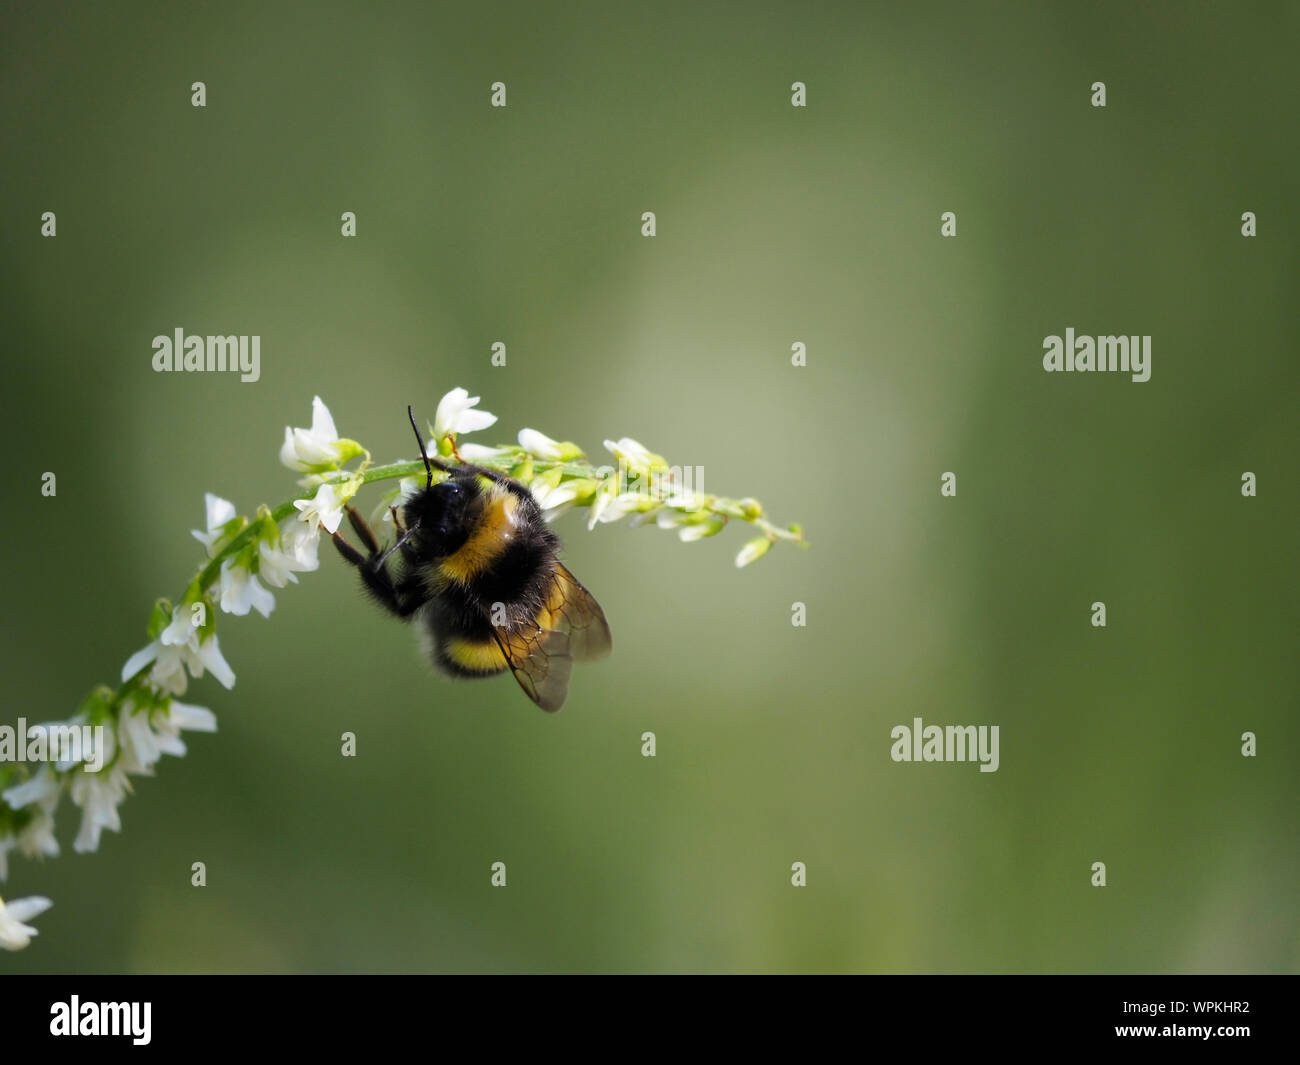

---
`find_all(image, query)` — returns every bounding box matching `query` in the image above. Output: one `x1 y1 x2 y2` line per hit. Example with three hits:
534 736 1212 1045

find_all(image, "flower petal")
432 387 497 438
454 407 497 434
195 636 236 690
121 643 160 682
309 396 338 442
4 896 53 923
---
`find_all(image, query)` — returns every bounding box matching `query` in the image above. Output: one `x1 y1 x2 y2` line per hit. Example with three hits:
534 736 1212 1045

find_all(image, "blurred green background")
2 0 1296 973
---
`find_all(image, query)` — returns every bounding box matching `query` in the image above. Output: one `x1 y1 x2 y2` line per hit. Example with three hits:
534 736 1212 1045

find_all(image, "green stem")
178 448 806 648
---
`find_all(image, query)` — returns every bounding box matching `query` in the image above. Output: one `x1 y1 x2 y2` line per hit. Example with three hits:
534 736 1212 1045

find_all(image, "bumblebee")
330 408 611 711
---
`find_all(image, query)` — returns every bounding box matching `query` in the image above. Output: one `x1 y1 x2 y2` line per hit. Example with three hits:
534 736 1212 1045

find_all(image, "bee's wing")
491 625 573 713
546 564 613 661
488 564 610 712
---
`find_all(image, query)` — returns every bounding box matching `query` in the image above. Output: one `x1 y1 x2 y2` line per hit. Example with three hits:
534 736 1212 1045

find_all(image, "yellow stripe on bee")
444 636 508 674
438 486 518 584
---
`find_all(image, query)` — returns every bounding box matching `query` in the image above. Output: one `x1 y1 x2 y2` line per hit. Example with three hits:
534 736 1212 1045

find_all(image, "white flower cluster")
0 685 218 952
0 394 370 948
510 427 779 566
370 389 785 571
0 388 798 950
0 698 221 877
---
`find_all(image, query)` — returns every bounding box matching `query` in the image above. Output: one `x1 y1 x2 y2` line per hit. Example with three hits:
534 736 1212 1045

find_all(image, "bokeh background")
2 1 1296 973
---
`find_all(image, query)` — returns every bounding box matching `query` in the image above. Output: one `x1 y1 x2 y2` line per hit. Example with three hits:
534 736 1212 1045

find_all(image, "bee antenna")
375 522 420 569
408 405 434 488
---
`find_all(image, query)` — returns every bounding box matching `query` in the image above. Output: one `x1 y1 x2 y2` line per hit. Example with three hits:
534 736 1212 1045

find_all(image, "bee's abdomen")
434 634 509 676
423 563 549 678
424 591 508 676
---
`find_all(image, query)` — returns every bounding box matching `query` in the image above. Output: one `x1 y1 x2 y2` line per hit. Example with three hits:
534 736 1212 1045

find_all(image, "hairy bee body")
415 476 559 678
332 422 611 712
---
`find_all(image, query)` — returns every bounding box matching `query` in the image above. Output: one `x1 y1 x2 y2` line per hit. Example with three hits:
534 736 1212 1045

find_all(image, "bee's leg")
330 529 368 569
345 506 382 556
395 572 429 610
331 529 424 618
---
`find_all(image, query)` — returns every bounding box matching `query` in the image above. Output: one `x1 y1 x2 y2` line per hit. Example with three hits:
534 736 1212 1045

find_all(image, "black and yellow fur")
330 409 611 711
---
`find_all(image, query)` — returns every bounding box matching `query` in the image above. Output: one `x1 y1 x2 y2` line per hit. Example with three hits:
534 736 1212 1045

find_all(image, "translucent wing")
491 624 573 713
490 563 610 712
544 564 613 661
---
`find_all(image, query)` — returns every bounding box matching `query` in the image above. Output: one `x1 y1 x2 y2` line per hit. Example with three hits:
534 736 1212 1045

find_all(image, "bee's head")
404 475 480 557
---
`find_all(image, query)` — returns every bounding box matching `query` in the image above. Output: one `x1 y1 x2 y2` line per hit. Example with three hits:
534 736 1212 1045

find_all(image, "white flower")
528 473 579 511
123 639 188 695
518 428 561 459
656 510 725 542
69 765 131 853
587 480 618 529
679 521 724 542
0 895 53 950
603 437 666 473
278 519 321 571
117 705 161 775
432 387 497 440
218 557 275 617
14 811 60 869
256 528 320 587
0 770 63 879
154 700 217 758
530 478 581 523
257 540 296 588
734 536 772 568
280 396 358 472
117 699 216 775
2 766 62 812
121 606 236 695
190 493 238 557
663 488 703 509
456 442 511 463
293 480 349 536
588 480 655 529
626 507 661 528
518 428 581 461
604 493 654 523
